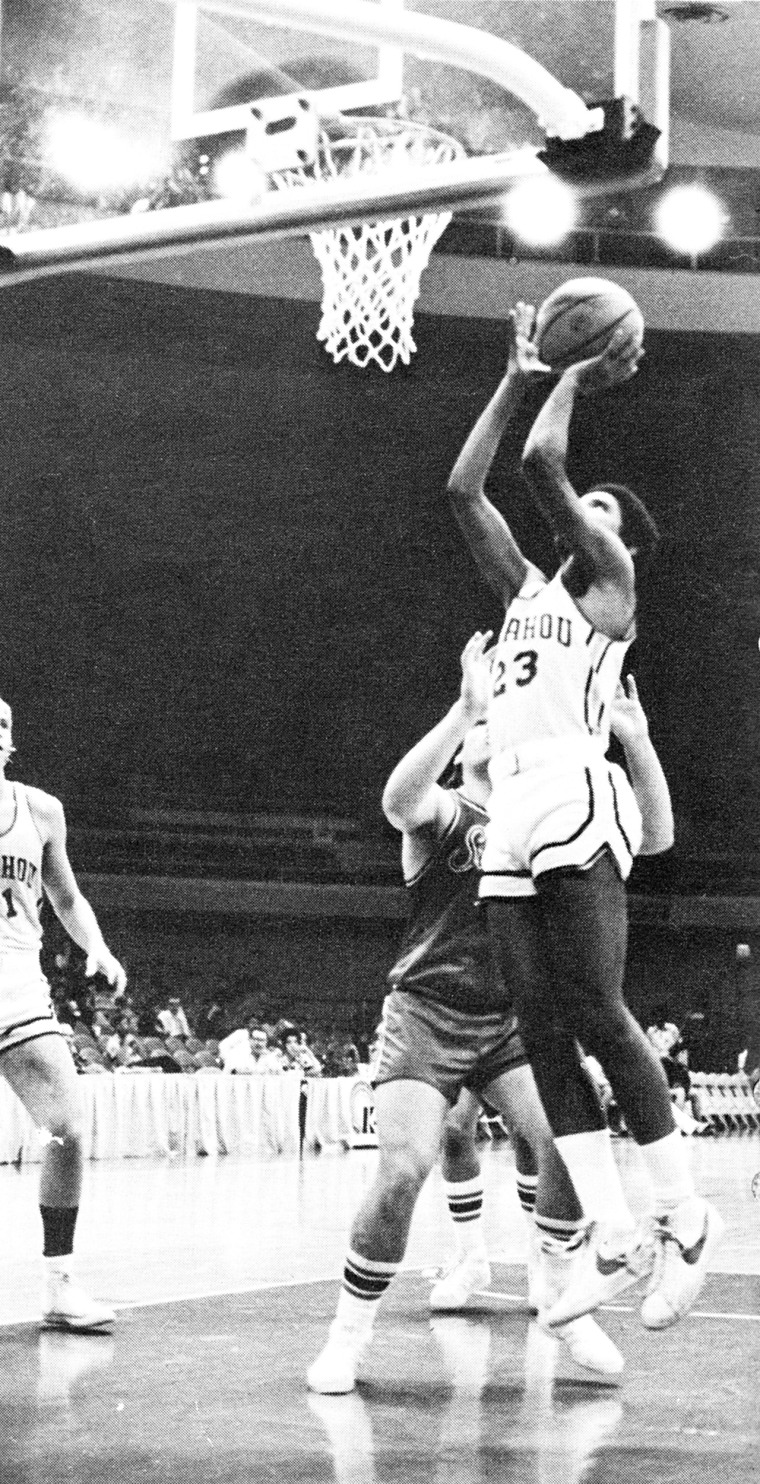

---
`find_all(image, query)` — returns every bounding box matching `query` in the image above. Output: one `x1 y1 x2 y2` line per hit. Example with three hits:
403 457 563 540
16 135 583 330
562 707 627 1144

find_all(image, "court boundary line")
2 1262 757 1328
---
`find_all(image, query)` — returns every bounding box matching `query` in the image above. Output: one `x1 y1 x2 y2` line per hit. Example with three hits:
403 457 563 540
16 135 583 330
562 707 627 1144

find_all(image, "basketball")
535 278 644 372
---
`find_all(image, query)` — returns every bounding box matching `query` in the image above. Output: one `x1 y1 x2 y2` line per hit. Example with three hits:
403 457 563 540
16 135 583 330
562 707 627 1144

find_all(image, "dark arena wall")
2 271 759 1055
1 272 758 841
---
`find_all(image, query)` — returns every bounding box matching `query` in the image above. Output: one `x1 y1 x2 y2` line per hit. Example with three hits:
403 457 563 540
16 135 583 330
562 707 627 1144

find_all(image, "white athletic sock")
637 1129 697 1220
554 1129 635 1236
443 1176 487 1256
334 1251 399 1337
44 1254 72 1281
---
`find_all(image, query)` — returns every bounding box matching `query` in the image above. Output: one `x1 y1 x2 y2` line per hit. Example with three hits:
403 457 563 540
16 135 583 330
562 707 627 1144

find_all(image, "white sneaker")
543 1222 654 1329
535 1241 624 1377
640 1199 724 1330
428 1251 491 1311
307 1320 369 1395
42 1273 115 1333
554 1316 624 1377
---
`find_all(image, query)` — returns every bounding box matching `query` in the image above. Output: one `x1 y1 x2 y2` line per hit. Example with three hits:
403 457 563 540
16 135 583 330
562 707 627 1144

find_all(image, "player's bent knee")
41 1114 84 1152
377 1145 435 1202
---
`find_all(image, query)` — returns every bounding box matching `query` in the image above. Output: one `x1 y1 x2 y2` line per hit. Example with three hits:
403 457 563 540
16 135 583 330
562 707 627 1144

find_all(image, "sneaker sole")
42 1314 115 1333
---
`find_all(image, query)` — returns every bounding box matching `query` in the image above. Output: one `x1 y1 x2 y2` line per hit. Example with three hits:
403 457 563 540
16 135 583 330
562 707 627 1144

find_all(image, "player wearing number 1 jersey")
446 302 722 1337
0 696 126 1331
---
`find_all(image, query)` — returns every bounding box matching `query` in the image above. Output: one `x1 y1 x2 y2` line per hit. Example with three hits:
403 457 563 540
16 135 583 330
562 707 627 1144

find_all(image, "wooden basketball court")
1 1134 757 1482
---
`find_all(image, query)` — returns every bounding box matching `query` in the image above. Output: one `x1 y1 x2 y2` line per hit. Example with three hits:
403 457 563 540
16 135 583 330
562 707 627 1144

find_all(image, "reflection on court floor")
0 1272 757 1484
0 1140 757 1481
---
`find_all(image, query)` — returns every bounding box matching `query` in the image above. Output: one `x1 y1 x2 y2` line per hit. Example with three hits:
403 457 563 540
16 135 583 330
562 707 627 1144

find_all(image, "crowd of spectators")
46 943 369 1080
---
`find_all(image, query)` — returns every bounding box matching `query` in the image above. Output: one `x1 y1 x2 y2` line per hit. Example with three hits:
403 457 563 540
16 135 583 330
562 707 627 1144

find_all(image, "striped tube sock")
334 1251 399 1336
516 1172 538 1223
534 1212 586 1256
442 1175 486 1255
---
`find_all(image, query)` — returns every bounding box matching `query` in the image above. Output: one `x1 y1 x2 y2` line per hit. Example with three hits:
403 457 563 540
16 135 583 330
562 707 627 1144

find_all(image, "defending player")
0 696 126 1331
307 632 673 1395
446 303 722 1332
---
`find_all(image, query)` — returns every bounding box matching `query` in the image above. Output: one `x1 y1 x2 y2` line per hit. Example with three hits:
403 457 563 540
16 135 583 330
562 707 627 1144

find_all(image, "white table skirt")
0 1071 306 1163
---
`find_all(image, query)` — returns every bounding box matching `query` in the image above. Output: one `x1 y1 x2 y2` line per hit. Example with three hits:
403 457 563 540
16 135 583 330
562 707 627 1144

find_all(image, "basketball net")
270 119 466 372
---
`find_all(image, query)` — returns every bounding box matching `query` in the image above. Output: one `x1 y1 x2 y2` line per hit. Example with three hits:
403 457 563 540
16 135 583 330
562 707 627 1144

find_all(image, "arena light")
654 184 726 256
210 148 268 204
503 176 578 246
46 114 161 196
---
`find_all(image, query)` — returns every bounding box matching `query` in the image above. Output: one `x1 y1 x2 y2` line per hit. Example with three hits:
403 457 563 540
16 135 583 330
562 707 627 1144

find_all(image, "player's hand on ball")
570 324 644 395
86 948 128 997
460 630 494 723
610 674 649 745
507 302 553 378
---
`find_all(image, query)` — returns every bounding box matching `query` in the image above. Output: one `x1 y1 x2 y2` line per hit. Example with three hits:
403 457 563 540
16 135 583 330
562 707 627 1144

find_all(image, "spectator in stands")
55 994 86 1032
60 1026 109 1076
199 999 229 1043
280 1029 322 1077
219 1021 281 1074
155 995 192 1041
90 1005 115 1044
105 1016 145 1071
662 1042 709 1131
581 1051 624 1135
113 995 140 1036
335 1039 360 1078
646 1006 681 1060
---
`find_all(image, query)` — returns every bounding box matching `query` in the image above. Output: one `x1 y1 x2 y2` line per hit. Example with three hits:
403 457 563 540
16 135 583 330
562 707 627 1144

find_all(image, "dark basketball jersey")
388 793 506 1013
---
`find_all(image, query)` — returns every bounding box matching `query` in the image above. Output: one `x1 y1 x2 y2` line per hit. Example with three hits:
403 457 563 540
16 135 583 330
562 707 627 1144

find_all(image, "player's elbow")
446 470 479 504
381 783 406 833
638 823 675 856
521 442 559 487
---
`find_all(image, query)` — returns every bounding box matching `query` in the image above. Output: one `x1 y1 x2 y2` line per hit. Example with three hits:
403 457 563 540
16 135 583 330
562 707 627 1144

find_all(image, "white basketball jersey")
0 785 45 950
489 571 632 772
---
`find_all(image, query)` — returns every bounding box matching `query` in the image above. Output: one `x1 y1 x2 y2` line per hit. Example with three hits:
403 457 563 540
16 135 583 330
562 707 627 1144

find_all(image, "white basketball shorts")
480 751 643 899
0 951 61 1055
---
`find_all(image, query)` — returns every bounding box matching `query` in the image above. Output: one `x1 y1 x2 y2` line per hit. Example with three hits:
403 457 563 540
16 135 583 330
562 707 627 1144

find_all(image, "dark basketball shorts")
373 989 527 1105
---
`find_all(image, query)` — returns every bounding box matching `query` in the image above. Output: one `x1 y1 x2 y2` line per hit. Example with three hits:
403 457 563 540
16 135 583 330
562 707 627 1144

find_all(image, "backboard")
170 0 407 141
0 1 676 295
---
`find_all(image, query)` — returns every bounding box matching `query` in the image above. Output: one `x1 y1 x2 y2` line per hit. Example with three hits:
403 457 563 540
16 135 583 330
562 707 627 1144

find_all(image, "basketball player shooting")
445 301 723 1333
0 696 126 1331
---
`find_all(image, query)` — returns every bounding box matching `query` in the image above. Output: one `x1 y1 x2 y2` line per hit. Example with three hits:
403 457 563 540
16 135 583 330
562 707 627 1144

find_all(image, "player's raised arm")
30 790 127 995
520 326 643 595
382 630 492 835
446 303 549 607
610 675 674 855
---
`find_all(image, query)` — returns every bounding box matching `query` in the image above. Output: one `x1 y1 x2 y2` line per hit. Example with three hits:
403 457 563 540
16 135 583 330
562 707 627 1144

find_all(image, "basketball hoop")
270 118 466 372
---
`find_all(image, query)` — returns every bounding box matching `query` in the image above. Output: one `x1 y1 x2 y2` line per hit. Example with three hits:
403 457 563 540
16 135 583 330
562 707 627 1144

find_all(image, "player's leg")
484 891 658 1317
429 1087 491 1310
1 1034 115 1332
534 852 723 1327
482 1061 623 1378
308 1076 448 1393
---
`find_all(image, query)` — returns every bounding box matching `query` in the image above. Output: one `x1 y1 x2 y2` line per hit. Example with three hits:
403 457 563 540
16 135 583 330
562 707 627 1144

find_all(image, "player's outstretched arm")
447 303 549 606
520 325 642 600
382 630 492 835
610 675 674 855
32 791 128 996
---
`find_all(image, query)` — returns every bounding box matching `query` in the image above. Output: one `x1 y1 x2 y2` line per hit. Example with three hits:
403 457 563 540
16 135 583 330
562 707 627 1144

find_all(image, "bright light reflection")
503 178 578 246
211 149 268 203
46 114 159 195
655 185 726 256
